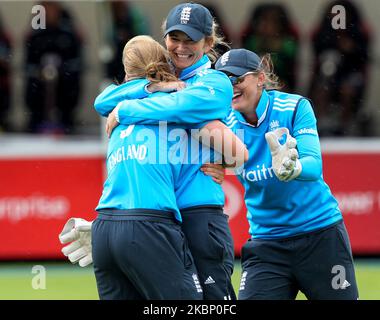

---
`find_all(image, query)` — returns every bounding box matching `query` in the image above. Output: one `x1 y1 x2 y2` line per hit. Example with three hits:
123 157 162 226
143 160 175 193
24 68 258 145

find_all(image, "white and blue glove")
59 218 93 267
265 127 302 182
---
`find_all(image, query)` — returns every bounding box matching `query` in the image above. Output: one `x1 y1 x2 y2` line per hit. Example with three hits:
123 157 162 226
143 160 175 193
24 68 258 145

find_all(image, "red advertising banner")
323 153 380 254
0 157 104 259
0 139 380 259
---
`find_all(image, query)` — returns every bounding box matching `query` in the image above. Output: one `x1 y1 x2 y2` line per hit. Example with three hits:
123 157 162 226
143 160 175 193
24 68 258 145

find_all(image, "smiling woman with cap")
213 48 359 300
155 2 226 76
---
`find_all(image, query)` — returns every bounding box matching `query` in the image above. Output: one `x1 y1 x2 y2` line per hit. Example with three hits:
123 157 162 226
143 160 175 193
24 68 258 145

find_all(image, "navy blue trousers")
92 210 203 300
239 220 359 300
180 206 236 300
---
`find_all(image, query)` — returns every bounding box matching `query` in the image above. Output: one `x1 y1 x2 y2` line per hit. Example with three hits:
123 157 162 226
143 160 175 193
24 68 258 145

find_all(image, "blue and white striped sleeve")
222 109 238 134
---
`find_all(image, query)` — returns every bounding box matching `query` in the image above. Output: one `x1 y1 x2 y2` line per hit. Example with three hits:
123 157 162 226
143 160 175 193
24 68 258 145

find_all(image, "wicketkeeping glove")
265 127 302 182
59 218 93 267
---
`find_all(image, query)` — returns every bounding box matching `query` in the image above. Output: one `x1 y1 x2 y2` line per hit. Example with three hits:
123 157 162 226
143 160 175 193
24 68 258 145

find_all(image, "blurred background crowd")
0 0 377 137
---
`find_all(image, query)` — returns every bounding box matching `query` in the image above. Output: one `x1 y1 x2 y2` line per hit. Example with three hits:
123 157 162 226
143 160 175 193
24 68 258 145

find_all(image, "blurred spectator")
199 2 232 58
309 0 372 136
105 1 149 83
24 1 83 134
239 3 300 92
0 13 11 132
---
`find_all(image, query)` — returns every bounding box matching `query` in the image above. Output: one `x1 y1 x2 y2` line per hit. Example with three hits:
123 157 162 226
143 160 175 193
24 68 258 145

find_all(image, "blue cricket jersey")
225 89 342 239
98 55 232 210
95 80 185 222
174 134 224 209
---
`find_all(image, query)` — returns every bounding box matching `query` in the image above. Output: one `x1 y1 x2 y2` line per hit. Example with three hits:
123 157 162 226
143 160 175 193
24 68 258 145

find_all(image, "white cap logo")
220 51 230 66
180 7 191 24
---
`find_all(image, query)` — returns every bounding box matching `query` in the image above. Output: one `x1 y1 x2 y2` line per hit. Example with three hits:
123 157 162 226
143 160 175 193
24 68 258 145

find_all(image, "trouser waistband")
180 205 224 215
96 209 179 224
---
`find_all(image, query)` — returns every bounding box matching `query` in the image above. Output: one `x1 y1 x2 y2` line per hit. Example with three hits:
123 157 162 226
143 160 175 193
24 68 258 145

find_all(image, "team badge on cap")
220 52 230 66
180 7 191 24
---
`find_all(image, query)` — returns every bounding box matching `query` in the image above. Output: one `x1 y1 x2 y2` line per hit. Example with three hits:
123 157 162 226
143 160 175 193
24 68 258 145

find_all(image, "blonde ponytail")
122 35 177 83
145 61 177 83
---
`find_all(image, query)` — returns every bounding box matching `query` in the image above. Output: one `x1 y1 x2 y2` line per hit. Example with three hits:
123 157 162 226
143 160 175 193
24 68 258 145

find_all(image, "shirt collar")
255 89 270 127
234 90 270 128
178 55 211 80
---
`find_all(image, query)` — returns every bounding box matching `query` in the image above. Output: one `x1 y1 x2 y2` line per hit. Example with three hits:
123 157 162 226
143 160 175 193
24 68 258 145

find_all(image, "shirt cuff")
144 83 153 94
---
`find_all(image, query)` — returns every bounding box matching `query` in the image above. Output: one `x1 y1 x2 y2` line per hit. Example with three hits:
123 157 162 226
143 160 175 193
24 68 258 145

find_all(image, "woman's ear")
257 72 265 87
203 37 214 54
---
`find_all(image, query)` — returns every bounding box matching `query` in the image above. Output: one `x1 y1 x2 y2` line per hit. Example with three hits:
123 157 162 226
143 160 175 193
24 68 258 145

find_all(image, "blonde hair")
161 19 230 64
122 35 177 83
257 53 283 90
206 19 230 63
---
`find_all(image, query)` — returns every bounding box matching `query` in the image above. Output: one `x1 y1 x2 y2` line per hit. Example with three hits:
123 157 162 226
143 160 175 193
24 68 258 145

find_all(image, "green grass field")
1 259 379 300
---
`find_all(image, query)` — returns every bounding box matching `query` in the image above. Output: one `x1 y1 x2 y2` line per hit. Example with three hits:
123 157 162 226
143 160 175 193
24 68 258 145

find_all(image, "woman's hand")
106 107 119 138
201 163 225 184
147 81 186 93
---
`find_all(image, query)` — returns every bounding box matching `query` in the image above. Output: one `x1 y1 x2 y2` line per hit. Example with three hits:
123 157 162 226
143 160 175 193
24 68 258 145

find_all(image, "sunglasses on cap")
228 71 257 85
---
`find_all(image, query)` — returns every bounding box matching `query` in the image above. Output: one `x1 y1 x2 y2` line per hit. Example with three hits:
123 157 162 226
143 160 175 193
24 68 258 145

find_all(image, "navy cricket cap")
215 49 261 76
164 3 213 41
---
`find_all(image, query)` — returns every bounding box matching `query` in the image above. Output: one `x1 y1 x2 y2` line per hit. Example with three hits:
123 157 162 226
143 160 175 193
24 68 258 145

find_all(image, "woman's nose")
176 41 187 50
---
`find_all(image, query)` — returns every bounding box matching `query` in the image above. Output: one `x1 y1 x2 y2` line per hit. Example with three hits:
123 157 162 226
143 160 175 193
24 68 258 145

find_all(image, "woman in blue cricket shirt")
213 48 359 300
89 35 204 300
